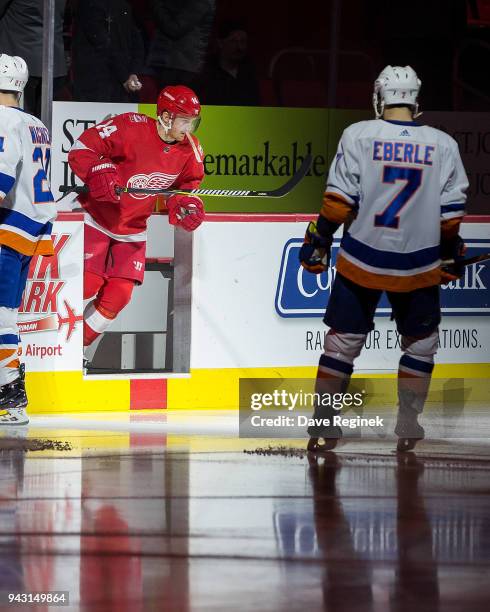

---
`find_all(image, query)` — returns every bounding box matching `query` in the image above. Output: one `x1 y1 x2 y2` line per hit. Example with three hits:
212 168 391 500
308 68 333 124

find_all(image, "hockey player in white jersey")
300 65 468 452
0 55 56 425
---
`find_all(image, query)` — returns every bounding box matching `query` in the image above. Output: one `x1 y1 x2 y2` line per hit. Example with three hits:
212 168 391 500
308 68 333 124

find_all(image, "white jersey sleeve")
0 121 22 198
0 106 56 256
326 129 361 207
440 138 468 220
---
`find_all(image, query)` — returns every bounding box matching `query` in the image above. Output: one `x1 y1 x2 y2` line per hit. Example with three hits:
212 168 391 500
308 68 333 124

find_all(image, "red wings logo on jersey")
126 172 179 199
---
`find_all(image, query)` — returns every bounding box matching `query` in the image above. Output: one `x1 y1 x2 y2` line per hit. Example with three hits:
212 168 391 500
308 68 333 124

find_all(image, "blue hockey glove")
440 234 466 284
299 221 332 274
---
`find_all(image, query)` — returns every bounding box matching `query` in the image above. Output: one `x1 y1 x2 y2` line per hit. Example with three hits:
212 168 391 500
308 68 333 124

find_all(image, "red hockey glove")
86 161 121 203
166 195 205 231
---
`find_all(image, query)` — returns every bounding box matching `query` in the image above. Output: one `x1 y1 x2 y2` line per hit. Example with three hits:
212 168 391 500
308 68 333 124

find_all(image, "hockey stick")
442 252 490 269
57 155 312 201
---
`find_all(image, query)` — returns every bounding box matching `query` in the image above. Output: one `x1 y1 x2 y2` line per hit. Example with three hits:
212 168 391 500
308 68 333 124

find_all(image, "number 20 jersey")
0 105 55 256
327 119 468 291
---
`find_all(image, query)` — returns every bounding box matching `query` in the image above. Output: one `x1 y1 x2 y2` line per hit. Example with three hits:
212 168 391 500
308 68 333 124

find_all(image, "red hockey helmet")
157 85 201 118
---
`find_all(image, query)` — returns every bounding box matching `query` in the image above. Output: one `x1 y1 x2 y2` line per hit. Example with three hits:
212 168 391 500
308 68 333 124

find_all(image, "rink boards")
24 214 490 413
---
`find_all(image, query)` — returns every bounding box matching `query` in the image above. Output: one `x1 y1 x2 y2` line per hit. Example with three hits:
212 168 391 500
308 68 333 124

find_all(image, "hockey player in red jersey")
68 85 205 350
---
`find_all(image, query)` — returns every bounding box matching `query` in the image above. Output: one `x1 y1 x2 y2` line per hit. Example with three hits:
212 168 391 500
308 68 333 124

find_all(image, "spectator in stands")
0 0 67 117
125 0 159 102
146 0 215 90
71 0 144 102
200 20 260 106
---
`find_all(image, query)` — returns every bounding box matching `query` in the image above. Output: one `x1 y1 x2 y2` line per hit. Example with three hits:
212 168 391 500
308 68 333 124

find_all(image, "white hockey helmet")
373 65 421 119
0 54 29 93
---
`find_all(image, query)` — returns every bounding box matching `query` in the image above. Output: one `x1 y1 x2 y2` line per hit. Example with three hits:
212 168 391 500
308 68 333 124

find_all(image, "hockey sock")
83 277 135 347
84 302 116 347
308 330 366 437
0 306 20 386
396 331 438 434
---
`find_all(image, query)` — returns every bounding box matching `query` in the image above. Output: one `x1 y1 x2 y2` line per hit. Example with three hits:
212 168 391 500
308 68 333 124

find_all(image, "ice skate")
0 377 29 426
307 427 342 455
395 420 424 453
307 437 338 454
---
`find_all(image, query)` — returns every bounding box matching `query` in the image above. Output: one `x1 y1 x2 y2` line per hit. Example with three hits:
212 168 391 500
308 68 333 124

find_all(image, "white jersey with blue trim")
0 105 56 256
327 118 468 290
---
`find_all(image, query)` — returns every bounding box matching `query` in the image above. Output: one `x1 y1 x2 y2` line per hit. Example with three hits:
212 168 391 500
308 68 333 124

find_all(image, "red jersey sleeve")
174 134 205 190
68 113 130 182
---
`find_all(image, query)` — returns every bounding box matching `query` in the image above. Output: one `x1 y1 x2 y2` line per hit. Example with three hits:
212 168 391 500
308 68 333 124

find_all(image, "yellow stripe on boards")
22 363 490 413
26 371 130 413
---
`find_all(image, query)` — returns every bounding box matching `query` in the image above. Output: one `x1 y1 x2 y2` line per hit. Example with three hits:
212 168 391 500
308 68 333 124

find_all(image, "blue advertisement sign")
275 238 490 318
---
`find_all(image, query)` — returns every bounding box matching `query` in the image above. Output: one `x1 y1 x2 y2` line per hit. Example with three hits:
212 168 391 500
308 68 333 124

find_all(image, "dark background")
188 0 485 111
58 0 490 111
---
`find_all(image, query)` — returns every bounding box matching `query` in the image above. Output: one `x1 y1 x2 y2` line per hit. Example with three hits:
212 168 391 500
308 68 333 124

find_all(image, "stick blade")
261 154 313 198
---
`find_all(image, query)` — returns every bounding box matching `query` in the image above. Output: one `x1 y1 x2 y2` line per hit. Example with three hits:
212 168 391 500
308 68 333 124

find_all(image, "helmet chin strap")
373 93 385 119
158 114 173 137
